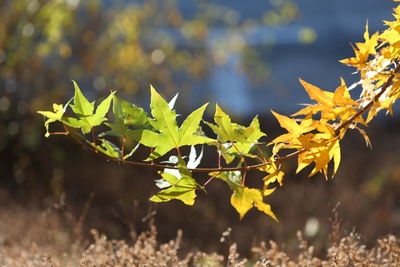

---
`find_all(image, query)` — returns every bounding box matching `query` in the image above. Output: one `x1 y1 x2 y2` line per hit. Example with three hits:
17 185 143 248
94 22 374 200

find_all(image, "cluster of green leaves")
38 82 279 220
39 0 400 220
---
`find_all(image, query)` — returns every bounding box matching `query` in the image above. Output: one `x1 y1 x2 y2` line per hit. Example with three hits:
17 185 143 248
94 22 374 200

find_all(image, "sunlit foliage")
39 1 400 220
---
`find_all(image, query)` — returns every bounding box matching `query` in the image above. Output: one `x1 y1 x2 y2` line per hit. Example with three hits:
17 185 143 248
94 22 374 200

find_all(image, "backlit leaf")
206 105 266 163
70 81 115 134
139 86 212 160
211 171 277 220
150 156 198 205
37 98 80 137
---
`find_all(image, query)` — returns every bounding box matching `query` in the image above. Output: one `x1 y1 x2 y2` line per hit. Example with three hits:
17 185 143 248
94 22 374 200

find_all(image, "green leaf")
205 104 247 143
112 95 151 128
70 80 94 118
150 156 198 205
87 92 114 126
205 105 266 163
69 81 115 134
97 139 121 158
235 116 265 153
103 95 152 143
139 85 212 160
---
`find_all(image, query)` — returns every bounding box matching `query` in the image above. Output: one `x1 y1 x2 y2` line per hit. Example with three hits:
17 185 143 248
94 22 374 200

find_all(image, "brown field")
0 202 399 266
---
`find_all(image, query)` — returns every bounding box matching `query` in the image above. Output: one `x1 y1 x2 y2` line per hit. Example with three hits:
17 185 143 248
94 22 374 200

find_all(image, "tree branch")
60 63 400 174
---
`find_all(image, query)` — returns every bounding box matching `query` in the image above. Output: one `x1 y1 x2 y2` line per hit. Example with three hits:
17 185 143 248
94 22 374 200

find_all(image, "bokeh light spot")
22 23 35 37
298 27 317 44
151 49 166 64
8 122 19 136
93 76 107 91
0 97 10 112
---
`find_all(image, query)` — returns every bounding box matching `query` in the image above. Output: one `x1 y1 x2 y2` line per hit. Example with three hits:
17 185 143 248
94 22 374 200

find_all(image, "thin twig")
49 132 68 135
334 63 400 135
241 171 247 186
203 175 217 187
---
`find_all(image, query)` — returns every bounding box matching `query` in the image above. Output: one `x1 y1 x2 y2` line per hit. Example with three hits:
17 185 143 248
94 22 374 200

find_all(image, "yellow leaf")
231 187 278 221
299 79 334 106
263 170 284 186
295 135 341 179
271 110 302 134
333 79 359 106
330 140 341 178
340 23 379 67
292 105 326 116
270 111 315 145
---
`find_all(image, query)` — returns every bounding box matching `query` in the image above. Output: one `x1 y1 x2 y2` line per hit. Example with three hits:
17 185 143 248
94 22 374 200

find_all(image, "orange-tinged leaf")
271 110 301 134
340 23 379 67
296 138 341 179
299 79 334 106
330 140 341 178
270 111 315 144
292 105 326 116
333 79 359 106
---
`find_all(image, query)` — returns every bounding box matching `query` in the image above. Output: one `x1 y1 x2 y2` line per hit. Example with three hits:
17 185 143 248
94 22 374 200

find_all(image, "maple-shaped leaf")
260 160 285 186
112 95 151 128
205 105 266 163
231 187 277 221
138 86 212 160
299 79 334 107
102 95 152 139
150 156 199 205
293 79 360 123
269 111 314 145
296 138 341 179
292 79 337 120
37 98 80 137
211 171 277 220
340 23 379 68
333 78 358 106
70 81 115 134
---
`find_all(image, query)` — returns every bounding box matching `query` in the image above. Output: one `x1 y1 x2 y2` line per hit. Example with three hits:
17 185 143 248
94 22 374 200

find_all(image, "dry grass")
0 205 399 267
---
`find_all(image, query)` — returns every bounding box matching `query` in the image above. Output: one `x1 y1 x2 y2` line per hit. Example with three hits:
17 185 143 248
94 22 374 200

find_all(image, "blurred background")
1 0 400 257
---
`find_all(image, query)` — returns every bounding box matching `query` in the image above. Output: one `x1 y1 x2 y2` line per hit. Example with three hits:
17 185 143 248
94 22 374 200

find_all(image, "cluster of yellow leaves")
269 0 400 182
340 3 400 122
268 78 358 179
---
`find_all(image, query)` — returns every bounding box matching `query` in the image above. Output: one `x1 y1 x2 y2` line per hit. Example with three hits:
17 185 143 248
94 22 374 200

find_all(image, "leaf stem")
150 147 154 165
230 141 249 186
241 171 247 186
91 127 97 152
176 146 182 157
218 144 222 169
256 144 267 162
203 175 217 187
121 136 126 159
49 132 68 135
